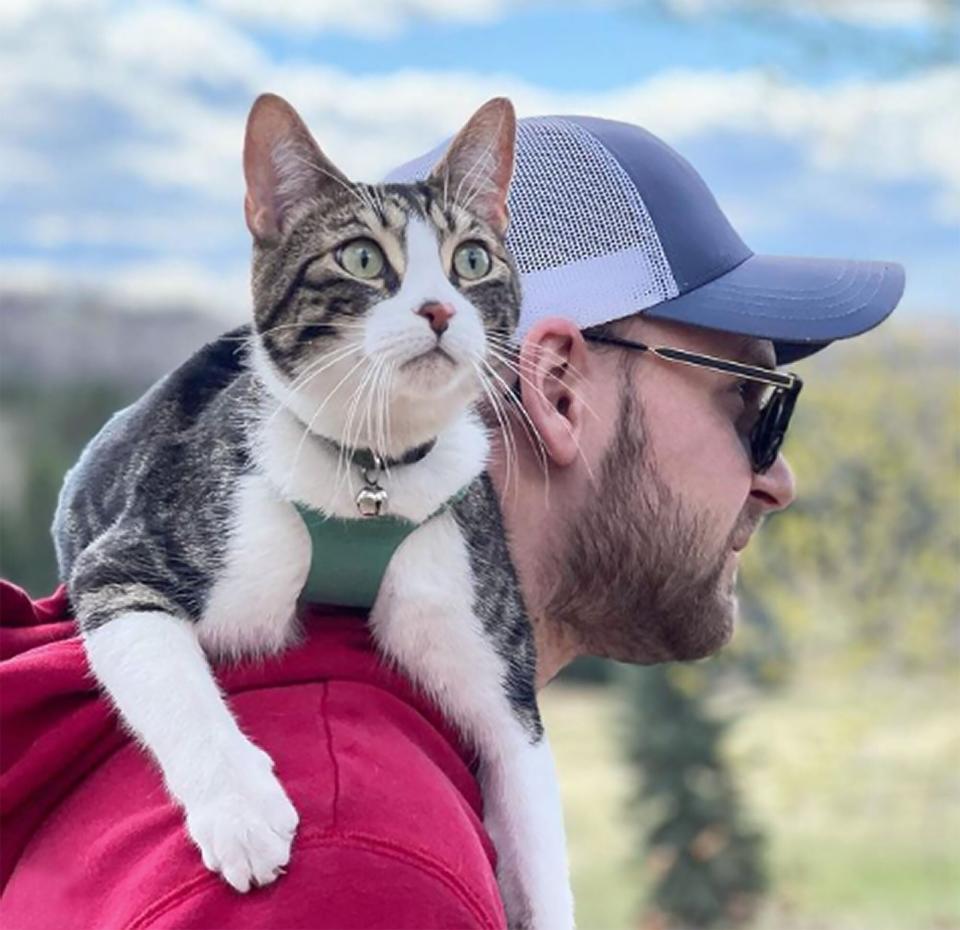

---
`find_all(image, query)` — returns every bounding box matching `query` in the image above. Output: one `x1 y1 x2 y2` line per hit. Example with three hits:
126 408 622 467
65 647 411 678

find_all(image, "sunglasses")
582 333 803 473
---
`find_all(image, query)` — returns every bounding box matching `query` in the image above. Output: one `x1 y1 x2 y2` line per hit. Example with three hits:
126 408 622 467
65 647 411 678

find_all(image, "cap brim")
642 254 905 365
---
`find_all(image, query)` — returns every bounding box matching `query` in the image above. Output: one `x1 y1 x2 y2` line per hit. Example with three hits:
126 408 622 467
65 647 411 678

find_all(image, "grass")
539 675 960 930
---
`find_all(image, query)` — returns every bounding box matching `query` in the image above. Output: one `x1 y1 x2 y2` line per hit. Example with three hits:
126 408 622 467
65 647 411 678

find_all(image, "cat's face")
243 94 519 454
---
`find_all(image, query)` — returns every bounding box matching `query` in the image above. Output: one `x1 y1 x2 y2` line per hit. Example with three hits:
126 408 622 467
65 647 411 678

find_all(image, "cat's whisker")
479 357 554 500
486 333 586 381
330 355 383 505
484 343 602 426
331 370 369 500
383 362 397 466
260 349 361 438
287 354 369 494
490 351 599 490
361 182 389 222
362 357 385 464
474 364 518 501
289 151 379 217
486 369 528 510
286 343 362 394
260 343 364 435
375 361 394 478
485 348 599 488
483 333 596 393
345 356 386 494
247 320 372 342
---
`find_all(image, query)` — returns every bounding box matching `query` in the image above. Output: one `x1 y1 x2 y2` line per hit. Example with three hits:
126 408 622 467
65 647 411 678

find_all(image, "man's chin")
652 587 738 664
588 598 737 665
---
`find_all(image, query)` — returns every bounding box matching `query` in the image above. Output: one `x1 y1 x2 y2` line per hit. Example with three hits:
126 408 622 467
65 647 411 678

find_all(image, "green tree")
623 663 767 929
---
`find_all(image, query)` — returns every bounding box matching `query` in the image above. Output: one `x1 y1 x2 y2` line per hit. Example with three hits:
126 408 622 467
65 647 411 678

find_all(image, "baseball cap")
385 115 905 365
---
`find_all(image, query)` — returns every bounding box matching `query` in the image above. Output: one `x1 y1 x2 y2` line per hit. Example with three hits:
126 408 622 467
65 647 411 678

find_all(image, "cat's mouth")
399 345 458 371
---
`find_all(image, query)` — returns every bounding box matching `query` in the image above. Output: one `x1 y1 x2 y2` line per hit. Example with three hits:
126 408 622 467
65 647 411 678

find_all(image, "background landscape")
2 1 958 928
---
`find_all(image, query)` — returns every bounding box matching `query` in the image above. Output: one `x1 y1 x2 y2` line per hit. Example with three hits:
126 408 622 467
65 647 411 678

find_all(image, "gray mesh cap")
385 115 905 365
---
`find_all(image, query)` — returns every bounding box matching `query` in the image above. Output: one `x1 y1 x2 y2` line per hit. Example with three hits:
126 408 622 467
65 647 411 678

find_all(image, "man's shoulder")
211 660 506 927
317 675 493 853
222 613 506 927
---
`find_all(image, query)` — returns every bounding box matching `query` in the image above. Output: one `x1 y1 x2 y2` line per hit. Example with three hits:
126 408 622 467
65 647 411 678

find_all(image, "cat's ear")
243 93 349 244
428 98 516 235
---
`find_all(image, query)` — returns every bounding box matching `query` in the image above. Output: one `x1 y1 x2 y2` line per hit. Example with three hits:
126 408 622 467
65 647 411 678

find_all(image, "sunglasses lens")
750 389 794 472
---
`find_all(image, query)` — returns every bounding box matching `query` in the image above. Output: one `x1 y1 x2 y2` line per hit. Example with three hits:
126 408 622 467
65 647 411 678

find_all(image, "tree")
623 662 767 929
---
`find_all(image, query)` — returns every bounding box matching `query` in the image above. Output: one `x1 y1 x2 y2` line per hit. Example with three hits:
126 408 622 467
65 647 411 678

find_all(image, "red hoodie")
0 581 506 929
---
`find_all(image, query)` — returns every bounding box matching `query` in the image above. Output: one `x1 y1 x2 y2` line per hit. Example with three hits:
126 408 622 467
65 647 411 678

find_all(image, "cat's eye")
453 242 492 281
338 238 385 279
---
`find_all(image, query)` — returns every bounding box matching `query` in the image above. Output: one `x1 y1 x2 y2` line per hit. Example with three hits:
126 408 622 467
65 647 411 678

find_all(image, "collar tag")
356 453 388 517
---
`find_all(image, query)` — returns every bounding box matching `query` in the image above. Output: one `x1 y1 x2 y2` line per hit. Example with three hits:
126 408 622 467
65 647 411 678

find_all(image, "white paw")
182 742 299 893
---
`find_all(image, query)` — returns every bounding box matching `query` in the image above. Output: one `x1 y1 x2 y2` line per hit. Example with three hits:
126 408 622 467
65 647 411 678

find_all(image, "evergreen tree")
623 663 767 929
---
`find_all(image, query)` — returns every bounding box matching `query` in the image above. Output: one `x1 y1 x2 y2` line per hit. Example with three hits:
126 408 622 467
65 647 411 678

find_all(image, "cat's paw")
183 743 299 893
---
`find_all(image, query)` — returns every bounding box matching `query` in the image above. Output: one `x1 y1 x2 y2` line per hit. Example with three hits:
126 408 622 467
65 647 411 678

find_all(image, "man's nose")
750 453 796 513
417 301 455 336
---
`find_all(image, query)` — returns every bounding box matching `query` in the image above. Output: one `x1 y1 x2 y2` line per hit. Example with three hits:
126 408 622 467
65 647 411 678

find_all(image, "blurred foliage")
742 325 960 677
0 380 140 595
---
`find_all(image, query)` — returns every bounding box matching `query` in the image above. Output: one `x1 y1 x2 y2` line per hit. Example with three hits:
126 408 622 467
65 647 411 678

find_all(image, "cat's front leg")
84 610 299 892
198 474 311 660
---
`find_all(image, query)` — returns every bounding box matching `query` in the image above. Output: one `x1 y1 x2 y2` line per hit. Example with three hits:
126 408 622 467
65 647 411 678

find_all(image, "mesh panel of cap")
385 116 679 336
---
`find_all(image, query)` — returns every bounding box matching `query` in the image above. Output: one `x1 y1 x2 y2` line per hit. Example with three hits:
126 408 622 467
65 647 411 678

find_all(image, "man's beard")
543 387 745 664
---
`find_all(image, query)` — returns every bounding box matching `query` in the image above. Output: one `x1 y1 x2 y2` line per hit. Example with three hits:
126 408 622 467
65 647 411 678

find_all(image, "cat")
52 93 573 929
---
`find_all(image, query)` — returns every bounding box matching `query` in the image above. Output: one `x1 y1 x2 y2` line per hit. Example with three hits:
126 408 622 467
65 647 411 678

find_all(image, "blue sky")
1 0 957 320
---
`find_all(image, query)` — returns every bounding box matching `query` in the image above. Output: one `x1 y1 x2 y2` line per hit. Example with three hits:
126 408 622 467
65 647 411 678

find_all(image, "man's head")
513 312 794 666
387 112 903 675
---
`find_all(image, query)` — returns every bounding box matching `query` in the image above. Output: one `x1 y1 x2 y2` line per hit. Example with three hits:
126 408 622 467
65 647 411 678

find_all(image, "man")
387 113 901 683
0 115 902 928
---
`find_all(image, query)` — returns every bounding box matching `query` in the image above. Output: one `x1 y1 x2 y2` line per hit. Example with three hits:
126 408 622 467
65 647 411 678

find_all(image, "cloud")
585 67 960 223
5 1 955 196
661 0 948 27
102 4 265 83
203 0 511 38
1 0 955 315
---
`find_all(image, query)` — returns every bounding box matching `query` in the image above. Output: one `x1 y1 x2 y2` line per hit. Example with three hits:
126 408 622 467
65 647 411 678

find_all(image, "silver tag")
356 484 388 517
356 453 387 517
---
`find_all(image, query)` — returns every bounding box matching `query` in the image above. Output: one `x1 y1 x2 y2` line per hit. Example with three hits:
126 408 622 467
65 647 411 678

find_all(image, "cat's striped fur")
53 95 573 928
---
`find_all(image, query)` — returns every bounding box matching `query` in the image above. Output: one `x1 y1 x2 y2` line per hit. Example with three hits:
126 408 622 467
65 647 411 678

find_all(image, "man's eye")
730 380 751 406
736 380 764 407
728 380 762 431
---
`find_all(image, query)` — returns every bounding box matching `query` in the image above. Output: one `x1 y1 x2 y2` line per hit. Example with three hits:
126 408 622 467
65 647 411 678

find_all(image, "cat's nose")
417 301 455 336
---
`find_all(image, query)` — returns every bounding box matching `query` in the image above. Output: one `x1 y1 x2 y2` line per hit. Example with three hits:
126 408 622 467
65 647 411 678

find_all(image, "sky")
1 0 957 322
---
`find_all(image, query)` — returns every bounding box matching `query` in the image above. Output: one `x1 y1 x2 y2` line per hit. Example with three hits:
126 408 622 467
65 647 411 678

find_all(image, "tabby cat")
53 94 573 928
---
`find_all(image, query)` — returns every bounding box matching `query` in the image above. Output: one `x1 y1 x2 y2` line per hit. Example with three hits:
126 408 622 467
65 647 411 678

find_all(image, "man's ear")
517 317 593 468
243 93 350 244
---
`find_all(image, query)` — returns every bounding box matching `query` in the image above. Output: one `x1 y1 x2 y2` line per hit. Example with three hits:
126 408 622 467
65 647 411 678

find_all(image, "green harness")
294 490 467 610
